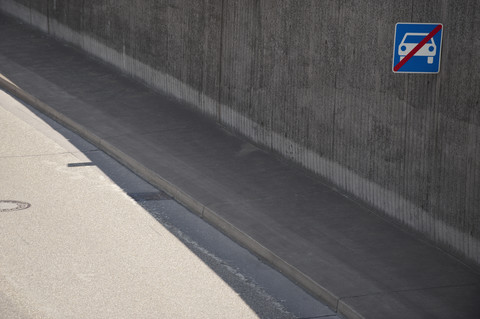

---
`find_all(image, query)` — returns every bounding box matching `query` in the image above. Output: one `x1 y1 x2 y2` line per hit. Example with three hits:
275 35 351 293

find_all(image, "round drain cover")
0 200 31 212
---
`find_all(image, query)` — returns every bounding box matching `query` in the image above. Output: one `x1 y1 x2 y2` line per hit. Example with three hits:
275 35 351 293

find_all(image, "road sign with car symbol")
393 23 443 73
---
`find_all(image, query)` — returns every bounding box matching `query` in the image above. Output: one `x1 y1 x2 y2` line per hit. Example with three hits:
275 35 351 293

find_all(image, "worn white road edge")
0 0 477 272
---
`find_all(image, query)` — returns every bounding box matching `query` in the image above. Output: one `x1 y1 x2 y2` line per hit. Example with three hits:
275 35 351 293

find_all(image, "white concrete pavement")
0 90 296 319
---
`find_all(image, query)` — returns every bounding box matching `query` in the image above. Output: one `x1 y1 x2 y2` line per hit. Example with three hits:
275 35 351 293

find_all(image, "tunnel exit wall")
1 0 479 265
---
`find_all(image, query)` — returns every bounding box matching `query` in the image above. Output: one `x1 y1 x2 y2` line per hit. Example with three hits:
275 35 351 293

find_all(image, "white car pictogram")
398 33 436 64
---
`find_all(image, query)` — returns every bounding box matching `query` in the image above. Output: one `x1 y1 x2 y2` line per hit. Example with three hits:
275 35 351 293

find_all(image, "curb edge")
0 75 362 319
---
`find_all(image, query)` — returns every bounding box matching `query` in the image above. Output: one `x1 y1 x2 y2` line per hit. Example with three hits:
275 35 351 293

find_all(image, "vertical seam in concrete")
81 0 85 49
402 0 415 221
28 0 31 24
201 0 207 112
181 5 186 86
166 4 169 76
432 64 442 244
332 73 338 157
410 0 414 21
402 73 409 224
217 0 225 123
433 1 448 248
331 1 342 160
306 0 314 152
248 2 254 122
46 0 49 33
475 127 480 264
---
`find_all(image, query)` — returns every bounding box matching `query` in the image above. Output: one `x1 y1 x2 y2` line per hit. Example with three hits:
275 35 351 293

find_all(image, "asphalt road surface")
0 89 340 319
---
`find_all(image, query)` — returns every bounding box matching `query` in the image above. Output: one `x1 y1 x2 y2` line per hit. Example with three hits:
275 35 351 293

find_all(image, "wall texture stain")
1 0 478 265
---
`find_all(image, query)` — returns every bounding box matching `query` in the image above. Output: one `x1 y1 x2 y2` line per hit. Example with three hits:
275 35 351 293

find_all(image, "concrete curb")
0 75 361 319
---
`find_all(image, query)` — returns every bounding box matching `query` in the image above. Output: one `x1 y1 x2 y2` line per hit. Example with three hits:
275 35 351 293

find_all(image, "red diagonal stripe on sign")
393 24 442 72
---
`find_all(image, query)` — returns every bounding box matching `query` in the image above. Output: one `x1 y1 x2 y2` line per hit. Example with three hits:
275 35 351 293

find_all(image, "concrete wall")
1 0 479 265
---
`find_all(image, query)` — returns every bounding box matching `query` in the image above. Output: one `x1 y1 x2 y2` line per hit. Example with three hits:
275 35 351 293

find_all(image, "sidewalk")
1 13 479 319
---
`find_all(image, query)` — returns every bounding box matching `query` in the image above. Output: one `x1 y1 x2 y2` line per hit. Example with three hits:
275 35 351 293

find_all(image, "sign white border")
392 22 444 74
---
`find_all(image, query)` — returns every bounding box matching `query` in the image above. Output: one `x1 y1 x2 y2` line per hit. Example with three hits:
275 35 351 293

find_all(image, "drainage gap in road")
0 200 31 212
67 162 96 167
128 192 170 201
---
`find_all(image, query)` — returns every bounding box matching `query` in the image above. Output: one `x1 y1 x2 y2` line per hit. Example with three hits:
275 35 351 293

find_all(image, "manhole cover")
0 200 31 212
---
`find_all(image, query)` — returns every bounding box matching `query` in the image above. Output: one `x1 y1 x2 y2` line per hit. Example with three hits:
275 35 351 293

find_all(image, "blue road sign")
392 23 443 73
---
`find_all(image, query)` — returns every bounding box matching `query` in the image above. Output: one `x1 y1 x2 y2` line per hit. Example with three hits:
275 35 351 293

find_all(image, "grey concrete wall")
1 0 479 265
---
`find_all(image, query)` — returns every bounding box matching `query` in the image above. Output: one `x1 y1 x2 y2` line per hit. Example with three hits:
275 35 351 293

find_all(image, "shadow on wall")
0 0 479 267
